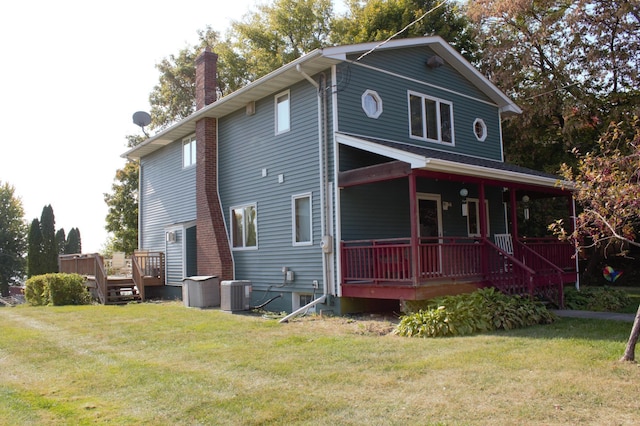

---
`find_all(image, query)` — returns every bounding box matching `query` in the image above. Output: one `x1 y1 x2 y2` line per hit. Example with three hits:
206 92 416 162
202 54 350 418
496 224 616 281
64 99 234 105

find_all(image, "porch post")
479 182 488 277
510 188 518 240
409 171 419 286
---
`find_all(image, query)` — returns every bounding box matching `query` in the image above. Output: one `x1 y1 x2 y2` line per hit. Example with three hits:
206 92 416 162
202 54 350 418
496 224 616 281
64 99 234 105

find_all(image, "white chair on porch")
494 234 514 255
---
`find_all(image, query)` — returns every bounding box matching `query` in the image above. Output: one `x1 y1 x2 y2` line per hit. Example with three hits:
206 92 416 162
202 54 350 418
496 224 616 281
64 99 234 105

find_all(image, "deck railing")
59 253 107 304
131 252 165 301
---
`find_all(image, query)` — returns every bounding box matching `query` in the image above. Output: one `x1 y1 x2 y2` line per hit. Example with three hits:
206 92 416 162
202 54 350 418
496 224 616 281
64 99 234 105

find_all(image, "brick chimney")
195 48 233 281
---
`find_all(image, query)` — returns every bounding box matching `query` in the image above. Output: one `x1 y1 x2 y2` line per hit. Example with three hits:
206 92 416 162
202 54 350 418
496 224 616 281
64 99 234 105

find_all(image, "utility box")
221 280 252 312
182 276 220 308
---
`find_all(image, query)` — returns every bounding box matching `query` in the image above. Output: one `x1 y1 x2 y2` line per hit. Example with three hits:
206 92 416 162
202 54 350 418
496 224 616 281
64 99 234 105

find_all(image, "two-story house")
124 36 577 314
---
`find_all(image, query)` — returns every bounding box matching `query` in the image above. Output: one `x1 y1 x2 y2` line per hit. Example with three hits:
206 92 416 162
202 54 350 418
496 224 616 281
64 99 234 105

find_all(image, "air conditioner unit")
221 280 252 312
166 231 176 243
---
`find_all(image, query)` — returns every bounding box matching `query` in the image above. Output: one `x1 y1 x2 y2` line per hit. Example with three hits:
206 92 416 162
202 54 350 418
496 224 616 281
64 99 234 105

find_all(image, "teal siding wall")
336 46 503 161
140 142 197 252
218 78 328 307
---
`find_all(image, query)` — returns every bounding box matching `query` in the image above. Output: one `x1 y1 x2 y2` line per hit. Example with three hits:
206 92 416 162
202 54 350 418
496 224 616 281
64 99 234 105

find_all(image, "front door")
417 193 443 277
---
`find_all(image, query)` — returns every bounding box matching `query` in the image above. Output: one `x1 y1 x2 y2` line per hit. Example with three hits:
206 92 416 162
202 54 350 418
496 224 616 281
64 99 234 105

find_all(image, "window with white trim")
275 91 290 134
361 90 383 118
473 118 487 141
231 204 257 249
182 135 196 168
466 198 490 237
292 193 312 245
408 91 454 144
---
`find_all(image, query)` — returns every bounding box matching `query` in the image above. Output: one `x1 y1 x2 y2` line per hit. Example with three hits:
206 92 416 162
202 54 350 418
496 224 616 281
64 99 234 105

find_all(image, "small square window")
275 91 290 134
361 90 383 118
182 135 196 168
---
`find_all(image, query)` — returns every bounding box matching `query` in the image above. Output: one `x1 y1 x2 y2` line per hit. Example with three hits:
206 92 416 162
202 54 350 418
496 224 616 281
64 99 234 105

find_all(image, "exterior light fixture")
522 195 530 220
460 188 468 216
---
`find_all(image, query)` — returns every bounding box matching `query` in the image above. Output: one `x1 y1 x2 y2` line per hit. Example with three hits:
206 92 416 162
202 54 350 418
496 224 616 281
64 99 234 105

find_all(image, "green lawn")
1 302 639 425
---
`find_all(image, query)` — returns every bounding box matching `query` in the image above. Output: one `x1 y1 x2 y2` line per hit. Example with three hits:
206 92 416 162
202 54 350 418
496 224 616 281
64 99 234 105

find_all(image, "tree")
466 0 639 173
27 218 43 278
104 160 138 254
230 0 335 79
39 205 58 273
55 228 66 254
334 0 478 61
0 182 27 295
550 117 640 361
65 228 82 254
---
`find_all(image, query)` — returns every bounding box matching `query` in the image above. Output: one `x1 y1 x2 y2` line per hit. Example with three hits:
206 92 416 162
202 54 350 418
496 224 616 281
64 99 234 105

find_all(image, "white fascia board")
336 133 428 168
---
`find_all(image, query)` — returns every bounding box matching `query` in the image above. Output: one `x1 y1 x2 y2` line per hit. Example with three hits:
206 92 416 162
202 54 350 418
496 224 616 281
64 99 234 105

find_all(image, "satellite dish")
132 111 151 137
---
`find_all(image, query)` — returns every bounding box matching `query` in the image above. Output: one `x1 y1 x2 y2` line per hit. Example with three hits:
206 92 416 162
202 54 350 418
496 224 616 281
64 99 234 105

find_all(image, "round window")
361 90 383 118
473 118 487 141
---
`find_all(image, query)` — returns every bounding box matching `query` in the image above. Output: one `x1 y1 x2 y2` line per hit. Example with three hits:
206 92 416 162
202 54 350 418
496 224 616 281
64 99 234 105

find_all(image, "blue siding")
140 142 197 251
218 78 328 298
336 46 503 161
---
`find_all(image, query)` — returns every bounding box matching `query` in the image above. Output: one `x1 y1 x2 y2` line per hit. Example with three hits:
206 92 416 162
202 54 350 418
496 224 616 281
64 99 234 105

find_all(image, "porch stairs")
103 278 141 305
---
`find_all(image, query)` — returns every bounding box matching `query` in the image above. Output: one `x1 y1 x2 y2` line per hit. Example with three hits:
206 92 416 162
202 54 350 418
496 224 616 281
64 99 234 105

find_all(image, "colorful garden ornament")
602 265 623 283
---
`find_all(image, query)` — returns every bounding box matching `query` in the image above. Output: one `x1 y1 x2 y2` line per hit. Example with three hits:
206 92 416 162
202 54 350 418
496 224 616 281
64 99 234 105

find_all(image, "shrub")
395 288 555 338
25 273 92 306
564 286 631 312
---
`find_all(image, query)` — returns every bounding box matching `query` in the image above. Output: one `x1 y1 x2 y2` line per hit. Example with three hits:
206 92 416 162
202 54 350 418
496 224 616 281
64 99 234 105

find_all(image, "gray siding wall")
336 47 503 161
140 141 196 284
218 78 328 306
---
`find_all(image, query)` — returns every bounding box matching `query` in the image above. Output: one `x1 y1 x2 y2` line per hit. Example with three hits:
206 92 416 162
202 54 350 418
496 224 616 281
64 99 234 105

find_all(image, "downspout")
279 64 329 323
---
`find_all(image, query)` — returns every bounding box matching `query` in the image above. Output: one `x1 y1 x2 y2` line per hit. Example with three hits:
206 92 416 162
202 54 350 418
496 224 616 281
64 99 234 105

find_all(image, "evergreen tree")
0 182 27 295
27 218 43 278
65 228 82 254
40 205 58 273
55 228 66 254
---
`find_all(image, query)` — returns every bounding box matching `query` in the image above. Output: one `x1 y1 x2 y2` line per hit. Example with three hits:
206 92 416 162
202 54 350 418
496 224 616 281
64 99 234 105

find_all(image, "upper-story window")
408 91 454 144
361 90 383 118
473 118 487 142
275 91 290 134
182 135 196 168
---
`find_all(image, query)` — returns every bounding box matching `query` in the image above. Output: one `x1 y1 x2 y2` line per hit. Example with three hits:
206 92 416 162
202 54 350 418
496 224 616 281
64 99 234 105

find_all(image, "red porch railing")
341 237 572 306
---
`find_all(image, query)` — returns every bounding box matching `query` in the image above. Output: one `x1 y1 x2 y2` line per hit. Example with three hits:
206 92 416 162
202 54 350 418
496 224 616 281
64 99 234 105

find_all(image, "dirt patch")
287 312 400 336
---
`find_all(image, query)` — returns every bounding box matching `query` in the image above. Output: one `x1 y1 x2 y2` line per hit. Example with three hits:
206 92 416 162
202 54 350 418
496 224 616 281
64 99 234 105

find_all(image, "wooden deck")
59 252 165 305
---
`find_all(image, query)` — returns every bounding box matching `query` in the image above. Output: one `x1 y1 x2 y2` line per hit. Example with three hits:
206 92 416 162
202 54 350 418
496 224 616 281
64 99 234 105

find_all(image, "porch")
341 236 576 307
59 252 165 304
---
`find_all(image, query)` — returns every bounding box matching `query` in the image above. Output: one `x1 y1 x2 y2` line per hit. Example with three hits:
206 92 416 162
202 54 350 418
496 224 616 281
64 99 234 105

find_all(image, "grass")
1 302 639 425
620 287 640 314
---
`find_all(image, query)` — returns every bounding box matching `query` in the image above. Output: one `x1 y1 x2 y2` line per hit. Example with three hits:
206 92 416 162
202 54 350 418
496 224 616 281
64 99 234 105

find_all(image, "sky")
0 0 295 253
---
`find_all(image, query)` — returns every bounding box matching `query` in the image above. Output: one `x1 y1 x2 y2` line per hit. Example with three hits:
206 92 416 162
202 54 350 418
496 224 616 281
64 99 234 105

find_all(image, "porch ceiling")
336 133 574 191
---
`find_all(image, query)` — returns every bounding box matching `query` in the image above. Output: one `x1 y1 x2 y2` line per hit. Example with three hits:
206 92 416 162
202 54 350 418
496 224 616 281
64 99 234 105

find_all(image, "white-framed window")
408 91 454 144
182 135 197 168
292 193 312 246
361 89 383 118
293 292 316 313
275 90 290 134
231 203 257 249
466 198 490 237
473 118 487 142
